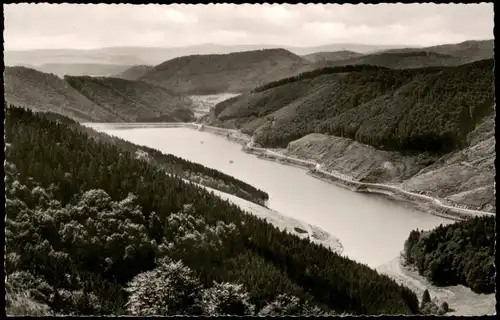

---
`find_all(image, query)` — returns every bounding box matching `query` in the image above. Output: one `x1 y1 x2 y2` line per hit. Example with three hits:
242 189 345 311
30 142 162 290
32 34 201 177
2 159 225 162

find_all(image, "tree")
403 217 495 294
420 289 431 310
258 294 301 316
201 282 255 316
258 294 330 316
6 291 53 316
5 106 422 316
124 258 203 316
440 301 449 313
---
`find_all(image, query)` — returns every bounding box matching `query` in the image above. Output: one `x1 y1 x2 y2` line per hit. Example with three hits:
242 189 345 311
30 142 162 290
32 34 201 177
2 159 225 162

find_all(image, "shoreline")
167 172 344 255
197 123 494 221
85 121 493 316
376 255 496 316
83 122 494 221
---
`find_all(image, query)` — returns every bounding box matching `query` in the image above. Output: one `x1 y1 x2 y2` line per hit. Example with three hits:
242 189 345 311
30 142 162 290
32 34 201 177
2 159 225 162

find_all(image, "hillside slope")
139 49 312 94
402 114 495 212
303 50 363 63
65 76 195 122
114 65 154 80
314 40 494 69
382 40 494 62
403 216 495 294
4 48 146 66
35 63 132 77
280 113 495 212
78 123 269 205
204 60 494 212
4 66 116 122
321 51 462 69
207 59 494 155
5 106 421 316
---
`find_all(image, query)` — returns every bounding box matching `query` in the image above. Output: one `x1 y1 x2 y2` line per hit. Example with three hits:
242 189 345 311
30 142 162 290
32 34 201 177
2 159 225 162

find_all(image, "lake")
87 124 452 268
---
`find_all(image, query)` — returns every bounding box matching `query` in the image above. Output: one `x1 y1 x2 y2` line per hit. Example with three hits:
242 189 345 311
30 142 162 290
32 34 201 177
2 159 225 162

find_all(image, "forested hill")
319 51 465 69
252 65 390 93
65 76 195 122
4 67 195 123
114 65 154 80
303 50 364 63
138 49 312 94
206 59 494 154
381 40 494 62
9 108 267 205
3 66 114 122
74 124 269 206
29 110 269 205
403 216 495 294
5 106 421 316
309 40 494 68
33 63 132 78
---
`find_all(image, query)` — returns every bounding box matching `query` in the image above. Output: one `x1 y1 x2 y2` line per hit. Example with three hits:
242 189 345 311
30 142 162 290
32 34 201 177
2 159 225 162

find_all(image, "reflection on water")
89 125 452 268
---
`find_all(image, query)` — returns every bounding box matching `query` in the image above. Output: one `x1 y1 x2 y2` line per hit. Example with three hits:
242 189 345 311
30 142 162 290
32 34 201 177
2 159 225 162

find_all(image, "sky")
3 3 494 50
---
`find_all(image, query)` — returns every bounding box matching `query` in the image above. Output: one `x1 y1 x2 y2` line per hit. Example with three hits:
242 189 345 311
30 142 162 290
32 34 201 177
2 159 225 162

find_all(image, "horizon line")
4 38 494 52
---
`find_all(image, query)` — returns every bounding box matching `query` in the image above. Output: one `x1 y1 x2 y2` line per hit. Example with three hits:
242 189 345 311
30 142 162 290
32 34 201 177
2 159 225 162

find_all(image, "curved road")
241 130 494 218
86 122 494 219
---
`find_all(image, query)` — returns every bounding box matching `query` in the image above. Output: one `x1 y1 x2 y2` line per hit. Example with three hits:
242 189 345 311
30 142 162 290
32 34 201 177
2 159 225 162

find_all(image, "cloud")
3 3 494 50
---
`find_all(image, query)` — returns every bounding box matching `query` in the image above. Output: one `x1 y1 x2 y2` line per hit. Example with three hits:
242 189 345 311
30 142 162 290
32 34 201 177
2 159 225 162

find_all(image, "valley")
85 121 495 315
189 93 241 119
6 107 424 316
201 59 495 214
4 12 495 316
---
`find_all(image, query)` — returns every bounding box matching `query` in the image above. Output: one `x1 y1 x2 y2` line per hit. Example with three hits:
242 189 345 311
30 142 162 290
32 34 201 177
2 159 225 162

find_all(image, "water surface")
89 125 452 268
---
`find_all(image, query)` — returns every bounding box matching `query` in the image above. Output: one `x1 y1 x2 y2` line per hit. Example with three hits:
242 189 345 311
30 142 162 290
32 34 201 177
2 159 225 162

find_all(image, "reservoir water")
88 124 452 268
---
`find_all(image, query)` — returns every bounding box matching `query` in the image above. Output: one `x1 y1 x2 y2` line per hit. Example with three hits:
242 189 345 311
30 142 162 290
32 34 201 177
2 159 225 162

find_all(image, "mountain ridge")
305 40 494 68
114 65 154 80
4 42 416 66
4 66 195 123
206 59 494 154
202 59 494 211
64 75 195 122
4 66 114 122
139 48 312 94
34 63 133 77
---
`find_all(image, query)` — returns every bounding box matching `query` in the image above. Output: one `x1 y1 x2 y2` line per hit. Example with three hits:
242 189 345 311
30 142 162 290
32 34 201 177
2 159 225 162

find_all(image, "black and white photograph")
3 2 495 316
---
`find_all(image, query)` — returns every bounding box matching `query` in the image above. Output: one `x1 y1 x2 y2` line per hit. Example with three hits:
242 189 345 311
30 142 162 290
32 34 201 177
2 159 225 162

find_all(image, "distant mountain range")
4 40 494 213
4 66 195 122
4 42 414 67
36 63 132 77
5 40 492 80
317 40 494 68
115 65 154 80
381 39 494 57
303 50 364 63
4 39 494 123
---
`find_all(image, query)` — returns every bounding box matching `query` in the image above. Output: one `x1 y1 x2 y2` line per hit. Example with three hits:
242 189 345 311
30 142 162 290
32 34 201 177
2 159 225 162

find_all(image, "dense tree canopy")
403 216 495 294
64 75 195 122
211 59 494 154
139 48 312 94
74 121 269 205
5 106 421 316
252 64 389 93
